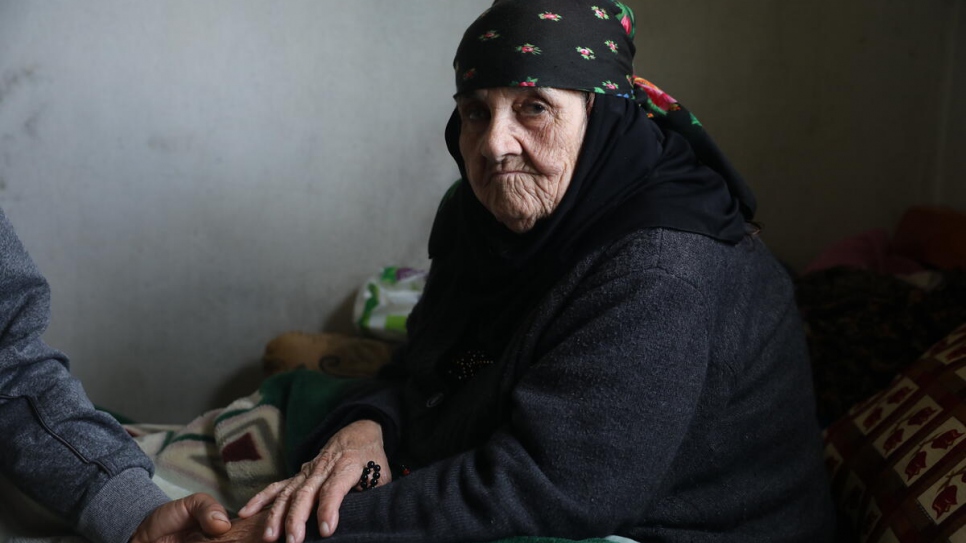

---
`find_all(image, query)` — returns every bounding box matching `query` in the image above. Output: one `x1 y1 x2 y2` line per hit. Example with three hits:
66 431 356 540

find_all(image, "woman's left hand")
237 419 391 542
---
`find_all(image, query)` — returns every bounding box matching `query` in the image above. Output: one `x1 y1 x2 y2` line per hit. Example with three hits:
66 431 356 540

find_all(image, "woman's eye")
462 106 488 122
519 102 548 116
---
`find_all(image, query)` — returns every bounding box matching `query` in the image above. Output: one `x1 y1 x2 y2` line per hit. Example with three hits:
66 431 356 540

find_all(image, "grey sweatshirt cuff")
76 468 170 543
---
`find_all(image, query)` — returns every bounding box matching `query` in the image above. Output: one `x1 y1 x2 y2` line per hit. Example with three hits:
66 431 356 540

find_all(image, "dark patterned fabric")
795 267 966 425
441 348 494 386
454 1 637 97
823 324 966 542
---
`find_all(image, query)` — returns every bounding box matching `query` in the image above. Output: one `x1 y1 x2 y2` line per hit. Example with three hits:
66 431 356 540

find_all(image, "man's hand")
130 493 231 543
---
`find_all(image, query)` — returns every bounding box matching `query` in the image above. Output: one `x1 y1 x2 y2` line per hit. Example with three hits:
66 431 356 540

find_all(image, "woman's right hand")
237 419 391 543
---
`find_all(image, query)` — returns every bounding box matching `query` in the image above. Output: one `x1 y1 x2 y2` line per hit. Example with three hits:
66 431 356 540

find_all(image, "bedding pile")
796 205 966 426
124 369 357 512
799 205 966 541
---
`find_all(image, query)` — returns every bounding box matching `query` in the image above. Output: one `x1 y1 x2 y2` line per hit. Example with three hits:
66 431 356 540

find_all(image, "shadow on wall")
210 360 266 411
207 287 364 410
625 0 962 272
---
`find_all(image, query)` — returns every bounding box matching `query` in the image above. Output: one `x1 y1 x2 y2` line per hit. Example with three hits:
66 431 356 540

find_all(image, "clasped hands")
134 420 386 543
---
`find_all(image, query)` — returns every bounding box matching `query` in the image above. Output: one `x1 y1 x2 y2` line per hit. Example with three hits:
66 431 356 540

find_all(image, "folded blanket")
125 369 357 511
125 369 634 543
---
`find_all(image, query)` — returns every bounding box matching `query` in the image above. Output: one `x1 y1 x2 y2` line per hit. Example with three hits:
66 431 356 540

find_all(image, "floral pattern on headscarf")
446 0 758 242
454 0 637 97
453 0 704 129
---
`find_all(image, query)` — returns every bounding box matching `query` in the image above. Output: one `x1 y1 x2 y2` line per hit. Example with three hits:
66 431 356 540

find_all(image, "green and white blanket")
125 369 634 543
126 369 355 513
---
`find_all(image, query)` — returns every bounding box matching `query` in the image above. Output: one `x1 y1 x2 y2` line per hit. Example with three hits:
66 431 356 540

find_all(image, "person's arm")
320 264 709 542
240 269 432 542
292 378 405 473
242 250 711 543
0 210 228 543
291 265 438 471
240 367 407 541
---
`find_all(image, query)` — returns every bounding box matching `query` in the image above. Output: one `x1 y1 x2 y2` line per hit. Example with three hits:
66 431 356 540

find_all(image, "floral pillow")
824 322 966 541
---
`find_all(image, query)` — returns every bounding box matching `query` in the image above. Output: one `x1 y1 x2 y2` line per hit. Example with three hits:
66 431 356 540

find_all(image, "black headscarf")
401 0 757 413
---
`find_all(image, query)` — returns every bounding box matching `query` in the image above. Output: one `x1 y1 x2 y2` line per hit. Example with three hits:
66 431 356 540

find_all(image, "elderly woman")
237 1 835 541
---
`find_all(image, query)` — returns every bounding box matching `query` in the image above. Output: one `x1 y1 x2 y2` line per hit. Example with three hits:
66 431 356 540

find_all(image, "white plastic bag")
352 267 427 342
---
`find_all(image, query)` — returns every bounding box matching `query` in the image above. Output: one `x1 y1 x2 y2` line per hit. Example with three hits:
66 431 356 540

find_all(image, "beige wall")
625 0 961 270
938 1 966 209
0 1 490 422
2 1 961 422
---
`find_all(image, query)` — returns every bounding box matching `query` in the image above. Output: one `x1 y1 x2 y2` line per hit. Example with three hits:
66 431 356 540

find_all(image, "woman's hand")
237 419 391 542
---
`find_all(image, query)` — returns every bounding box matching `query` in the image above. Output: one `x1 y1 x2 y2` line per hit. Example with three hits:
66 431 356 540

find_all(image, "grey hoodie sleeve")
0 209 169 543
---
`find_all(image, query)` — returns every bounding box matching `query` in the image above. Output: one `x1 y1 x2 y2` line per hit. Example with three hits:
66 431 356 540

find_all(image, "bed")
797 206 966 542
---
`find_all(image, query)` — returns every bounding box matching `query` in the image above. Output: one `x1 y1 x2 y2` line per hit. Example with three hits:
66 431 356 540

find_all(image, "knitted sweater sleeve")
0 210 169 543
317 258 710 542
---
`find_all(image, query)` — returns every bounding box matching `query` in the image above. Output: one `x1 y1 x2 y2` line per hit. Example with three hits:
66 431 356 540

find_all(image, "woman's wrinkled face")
457 87 590 234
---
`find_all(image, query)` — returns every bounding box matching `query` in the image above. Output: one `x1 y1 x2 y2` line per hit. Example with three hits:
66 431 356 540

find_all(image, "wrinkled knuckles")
294 485 321 501
316 450 341 465
269 502 290 523
276 482 302 500
304 471 328 484
285 518 306 539
266 480 287 493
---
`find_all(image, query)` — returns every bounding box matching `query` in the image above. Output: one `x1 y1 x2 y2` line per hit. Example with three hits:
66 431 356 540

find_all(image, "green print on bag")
538 12 562 21
605 40 618 53
591 6 609 19
479 30 500 41
576 46 596 60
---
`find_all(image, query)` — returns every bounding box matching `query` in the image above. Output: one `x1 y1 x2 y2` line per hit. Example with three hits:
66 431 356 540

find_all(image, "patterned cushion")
824 322 966 541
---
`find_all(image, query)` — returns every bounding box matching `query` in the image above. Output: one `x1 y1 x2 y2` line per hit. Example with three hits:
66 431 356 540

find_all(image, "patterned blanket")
125 368 631 543
125 369 354 512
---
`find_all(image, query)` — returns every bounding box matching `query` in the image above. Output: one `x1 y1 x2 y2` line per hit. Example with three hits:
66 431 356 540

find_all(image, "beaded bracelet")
359 460 381 491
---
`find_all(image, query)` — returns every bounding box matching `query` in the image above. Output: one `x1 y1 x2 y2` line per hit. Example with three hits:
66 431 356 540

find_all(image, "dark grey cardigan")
306 227 835 542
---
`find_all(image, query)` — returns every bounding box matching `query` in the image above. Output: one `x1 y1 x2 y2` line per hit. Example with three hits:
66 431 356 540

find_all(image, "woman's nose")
480 114 522 162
